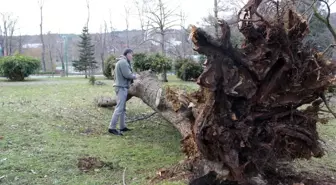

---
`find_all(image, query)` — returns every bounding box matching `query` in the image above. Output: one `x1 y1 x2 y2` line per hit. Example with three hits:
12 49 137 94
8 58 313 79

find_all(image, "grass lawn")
0 75 195 185
0 75 335 184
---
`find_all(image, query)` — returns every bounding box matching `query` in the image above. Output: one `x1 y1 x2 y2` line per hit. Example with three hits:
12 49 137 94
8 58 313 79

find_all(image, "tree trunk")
18 34 23 54
161 69 168 82
95 1 336 184
96 71 196 150
214 0 219 39
161 32 168 82
8 19 16 56
3 20 8 56
49 49 53 74
9 33 13 55
57 41 65 77
126 30 129 48
101 53 104 72
101 24 107 73
40 6 46 72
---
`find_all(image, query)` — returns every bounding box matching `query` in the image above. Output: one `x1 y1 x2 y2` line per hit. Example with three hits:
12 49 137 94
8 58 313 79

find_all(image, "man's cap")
123 48 133 56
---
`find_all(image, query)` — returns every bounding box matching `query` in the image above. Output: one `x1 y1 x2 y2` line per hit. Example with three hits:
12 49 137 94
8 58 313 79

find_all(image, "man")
108 48 138 136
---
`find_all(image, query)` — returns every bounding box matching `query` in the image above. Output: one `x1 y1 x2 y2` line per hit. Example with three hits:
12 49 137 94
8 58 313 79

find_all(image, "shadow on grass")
0 78 42 83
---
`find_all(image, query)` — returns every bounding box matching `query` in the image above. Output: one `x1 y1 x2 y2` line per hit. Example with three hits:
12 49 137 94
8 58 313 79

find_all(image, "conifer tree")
73 26 97 78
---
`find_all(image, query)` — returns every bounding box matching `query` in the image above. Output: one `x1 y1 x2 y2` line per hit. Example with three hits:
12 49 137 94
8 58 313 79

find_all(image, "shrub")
175 59 188 78
133 53 172 73
133 53 151 72
148 53 172 73
175 59 203 81
89 75 96 85
0 55 40 81
103 55 116 79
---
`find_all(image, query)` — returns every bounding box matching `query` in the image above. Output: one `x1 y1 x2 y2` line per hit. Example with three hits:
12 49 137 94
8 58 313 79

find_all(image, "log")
97 71 199 157
96 1 336 184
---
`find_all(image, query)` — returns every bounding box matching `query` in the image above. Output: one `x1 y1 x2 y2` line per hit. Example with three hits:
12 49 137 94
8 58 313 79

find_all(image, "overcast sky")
1 0 336 35
0 0 215 35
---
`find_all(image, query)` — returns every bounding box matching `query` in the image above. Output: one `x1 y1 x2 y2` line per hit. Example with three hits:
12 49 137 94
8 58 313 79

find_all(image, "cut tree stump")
95 0 336 184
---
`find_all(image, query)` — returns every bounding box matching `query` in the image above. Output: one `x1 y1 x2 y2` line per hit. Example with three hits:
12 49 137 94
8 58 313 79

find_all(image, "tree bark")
96 1 336 184
40 4 46 72
97 71 194 138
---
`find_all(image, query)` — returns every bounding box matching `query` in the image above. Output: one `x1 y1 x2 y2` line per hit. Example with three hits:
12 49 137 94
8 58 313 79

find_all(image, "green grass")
0 77 187 185
165 75 199 93
294 120 336 178
0 75 335 184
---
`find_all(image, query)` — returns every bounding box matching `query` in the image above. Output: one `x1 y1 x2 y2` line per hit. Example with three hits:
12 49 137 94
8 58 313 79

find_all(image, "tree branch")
123 167 127 185
313 0 336 43
321 44 336 56
126 112 157 123
320 93 336 118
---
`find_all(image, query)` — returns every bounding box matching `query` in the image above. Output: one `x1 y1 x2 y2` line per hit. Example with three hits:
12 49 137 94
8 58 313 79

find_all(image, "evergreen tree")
73 26 97 78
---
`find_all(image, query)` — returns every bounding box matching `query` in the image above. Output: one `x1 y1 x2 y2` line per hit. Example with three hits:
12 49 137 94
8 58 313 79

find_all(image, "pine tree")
73 26 97 78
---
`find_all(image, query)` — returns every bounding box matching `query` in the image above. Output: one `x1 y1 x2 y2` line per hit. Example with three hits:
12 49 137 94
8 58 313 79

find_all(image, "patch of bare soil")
77 156 116 172
149 161 191 185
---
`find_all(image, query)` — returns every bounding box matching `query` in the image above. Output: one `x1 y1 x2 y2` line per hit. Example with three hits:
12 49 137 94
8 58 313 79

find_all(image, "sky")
1 0 336 36
0 0 216 35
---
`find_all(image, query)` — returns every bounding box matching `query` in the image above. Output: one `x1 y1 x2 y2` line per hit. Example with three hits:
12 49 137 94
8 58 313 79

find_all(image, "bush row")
103 53 205 81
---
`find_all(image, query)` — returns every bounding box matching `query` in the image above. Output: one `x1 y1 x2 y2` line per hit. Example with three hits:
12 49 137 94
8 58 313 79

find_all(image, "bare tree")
167 10 190 59
202 0 246 32
0 24 2 56
56 35 65 77
214 0 219 38
18 33 23 54
146 0 179 82
313 0 336 43
108 9 116 54
1 13 9 56
38 0 46 71
96 21 108 71
124 5 131 48
8 19 17 55
134 0 150 43
85 0 95 76
86 0 90 28
0 13 17 56
179 10 188 58
46 31 56 74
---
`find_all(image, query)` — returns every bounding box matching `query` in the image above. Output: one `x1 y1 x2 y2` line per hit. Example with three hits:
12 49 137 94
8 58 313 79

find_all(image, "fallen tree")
95 0 336 184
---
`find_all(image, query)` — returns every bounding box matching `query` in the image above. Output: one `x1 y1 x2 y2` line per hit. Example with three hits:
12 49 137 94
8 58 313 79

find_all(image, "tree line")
0 0 334 81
